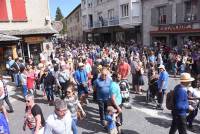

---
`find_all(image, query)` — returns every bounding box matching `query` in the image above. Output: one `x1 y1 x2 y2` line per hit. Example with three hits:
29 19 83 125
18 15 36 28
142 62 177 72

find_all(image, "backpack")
166 90 174 110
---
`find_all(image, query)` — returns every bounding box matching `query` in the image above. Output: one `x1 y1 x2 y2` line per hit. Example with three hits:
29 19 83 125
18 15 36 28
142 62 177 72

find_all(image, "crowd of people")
0 38 199 134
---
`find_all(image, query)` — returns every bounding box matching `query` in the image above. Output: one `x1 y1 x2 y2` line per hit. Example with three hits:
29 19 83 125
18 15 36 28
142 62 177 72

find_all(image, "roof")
0 34 20 42
0 27 58 36
65 4 81 19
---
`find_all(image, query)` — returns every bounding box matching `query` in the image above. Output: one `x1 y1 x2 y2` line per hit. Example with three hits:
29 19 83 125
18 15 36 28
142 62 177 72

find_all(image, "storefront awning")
0 34 20 42
0 27 58 36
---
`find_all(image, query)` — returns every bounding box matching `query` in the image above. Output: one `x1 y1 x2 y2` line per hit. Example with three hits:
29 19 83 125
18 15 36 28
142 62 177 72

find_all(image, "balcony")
184 14 197 22
93 17 119 28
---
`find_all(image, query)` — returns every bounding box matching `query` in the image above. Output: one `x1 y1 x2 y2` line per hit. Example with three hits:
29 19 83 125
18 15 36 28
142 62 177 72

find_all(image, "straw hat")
180 73 195 82
78 62 84 67
158 65 165 70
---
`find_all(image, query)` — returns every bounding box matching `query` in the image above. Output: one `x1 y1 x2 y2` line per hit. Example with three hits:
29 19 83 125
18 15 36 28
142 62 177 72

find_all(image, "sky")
49 0 80 20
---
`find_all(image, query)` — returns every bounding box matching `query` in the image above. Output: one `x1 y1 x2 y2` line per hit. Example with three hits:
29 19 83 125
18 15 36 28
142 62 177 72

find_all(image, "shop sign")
158 24 192 32
25 36 45 44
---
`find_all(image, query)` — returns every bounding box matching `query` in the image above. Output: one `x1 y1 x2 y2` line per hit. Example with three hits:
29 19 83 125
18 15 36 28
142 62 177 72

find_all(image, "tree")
55 7 63 21
55 7 67 34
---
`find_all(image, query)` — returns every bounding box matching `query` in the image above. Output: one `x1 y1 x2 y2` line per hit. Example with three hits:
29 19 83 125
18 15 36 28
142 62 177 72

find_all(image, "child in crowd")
105 106 118 134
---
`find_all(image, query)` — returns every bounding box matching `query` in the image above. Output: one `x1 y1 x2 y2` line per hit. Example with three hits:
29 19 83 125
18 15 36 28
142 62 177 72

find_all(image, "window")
121 4 129 17
108 9 114 20
11 0 27 21
132 1 140 17
0 0 8 21
82 0 86 5
97 0 102 5
158 6 167 24
82 15 87 26
75 12 79 22
184 0 197 22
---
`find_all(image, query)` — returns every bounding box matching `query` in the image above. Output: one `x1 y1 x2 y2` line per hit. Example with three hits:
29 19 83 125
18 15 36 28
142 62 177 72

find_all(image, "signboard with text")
158 24 192 32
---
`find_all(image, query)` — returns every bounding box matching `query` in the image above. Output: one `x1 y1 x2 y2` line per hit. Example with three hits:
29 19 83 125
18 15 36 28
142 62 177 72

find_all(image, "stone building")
142 0 200 47
65 4 83 41
0 0 57 65
81 0 142 42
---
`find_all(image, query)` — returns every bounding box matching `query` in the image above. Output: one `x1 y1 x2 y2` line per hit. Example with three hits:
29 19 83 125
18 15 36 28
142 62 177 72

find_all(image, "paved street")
5 76 200 134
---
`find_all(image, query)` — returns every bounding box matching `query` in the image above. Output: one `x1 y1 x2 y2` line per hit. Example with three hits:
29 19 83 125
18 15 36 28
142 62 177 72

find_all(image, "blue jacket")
174 84 189 116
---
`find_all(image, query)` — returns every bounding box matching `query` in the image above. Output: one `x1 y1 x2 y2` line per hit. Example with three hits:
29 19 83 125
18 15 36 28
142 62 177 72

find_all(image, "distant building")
65 4 82 41
81 0 142 42
0 0 57 66
143 0 200 47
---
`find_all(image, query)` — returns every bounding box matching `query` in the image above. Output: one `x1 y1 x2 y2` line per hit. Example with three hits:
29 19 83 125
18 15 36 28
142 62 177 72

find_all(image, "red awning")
0 0 9 21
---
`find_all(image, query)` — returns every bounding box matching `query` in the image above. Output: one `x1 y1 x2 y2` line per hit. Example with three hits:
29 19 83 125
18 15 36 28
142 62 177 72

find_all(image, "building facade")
143 0 200 47
0 0 56 64
65 4 82 41
81 0 142 42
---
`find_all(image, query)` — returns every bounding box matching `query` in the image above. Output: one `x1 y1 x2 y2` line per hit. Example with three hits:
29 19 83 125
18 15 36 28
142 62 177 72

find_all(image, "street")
6 75 200 134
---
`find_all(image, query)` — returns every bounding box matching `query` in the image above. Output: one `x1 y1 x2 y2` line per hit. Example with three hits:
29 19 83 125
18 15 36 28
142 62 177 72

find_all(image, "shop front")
150 23 200 47
22 36 45 64
0 34 20 72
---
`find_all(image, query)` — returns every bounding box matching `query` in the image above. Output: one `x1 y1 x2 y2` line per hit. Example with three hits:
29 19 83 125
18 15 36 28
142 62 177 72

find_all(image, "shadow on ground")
145 117 171 128
132 95 157 110
77 105 106 133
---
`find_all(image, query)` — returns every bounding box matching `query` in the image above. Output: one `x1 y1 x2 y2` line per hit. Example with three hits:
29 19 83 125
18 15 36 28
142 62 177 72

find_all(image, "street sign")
52 21 63 32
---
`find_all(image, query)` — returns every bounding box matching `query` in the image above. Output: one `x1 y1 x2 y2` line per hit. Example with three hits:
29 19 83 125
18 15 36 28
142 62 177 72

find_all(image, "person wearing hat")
169 73 195 134
157 64 169 110
74 62 89 104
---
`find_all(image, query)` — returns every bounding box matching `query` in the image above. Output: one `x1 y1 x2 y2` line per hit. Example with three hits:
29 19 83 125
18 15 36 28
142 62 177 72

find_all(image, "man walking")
157 65 169 110
94 68 112 127
169 73 194 134
0 75 14 113
74 63 88 104
44 99 73 134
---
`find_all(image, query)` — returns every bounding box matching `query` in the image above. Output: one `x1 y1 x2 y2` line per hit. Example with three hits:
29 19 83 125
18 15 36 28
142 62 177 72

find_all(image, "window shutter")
151 7 158 26
176 2 184 23
166 5 172 24
0 0 8 21
11 0 27 21
197 0 200 21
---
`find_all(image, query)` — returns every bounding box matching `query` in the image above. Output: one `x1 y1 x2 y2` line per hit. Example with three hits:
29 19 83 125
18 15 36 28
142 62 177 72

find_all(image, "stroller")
146 77 158 103
119 79 131 109
187 87 200 128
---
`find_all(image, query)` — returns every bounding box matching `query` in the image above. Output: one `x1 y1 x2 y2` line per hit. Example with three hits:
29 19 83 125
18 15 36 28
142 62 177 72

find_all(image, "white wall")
0 0 51 31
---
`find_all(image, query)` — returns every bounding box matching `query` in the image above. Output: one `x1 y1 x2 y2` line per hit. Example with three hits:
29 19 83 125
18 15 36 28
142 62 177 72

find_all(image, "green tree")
55 7 67 34
55 7 63 21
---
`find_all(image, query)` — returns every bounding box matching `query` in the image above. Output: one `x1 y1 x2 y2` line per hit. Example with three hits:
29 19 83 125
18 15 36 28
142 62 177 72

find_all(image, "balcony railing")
92 17 119 28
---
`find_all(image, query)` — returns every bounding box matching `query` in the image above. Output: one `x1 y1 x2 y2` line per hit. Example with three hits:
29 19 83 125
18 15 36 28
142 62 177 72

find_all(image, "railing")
93 17 119 28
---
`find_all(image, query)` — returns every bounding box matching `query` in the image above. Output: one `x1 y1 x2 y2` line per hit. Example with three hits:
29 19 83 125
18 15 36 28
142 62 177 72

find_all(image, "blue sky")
49 0 80 20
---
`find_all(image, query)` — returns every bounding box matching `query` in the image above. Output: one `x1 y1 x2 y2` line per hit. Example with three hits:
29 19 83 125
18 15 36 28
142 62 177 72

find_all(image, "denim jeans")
98 100 108 124
72 118 78 134
169 113 187 134
157 89 166 107
14 73 20 87
45 86 54 101
22 85 28 97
